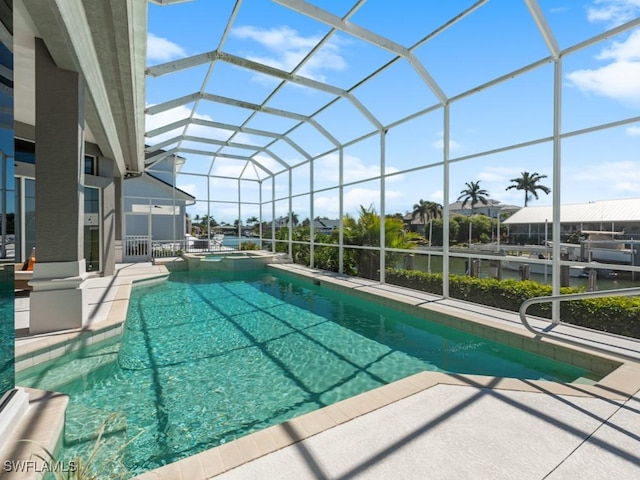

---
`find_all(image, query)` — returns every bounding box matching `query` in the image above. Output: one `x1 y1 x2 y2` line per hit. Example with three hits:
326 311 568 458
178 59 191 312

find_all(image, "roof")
145 172 196 200
448 199 521 212
315 218 340 229
503 198 640 225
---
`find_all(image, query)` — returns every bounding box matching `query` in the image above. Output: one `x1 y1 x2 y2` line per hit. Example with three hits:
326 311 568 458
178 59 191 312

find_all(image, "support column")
100 157 116 276
114 176 123 262
30 39 88 334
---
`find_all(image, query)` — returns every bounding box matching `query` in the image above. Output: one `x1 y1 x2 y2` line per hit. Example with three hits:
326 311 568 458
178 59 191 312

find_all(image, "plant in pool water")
20 414 141 479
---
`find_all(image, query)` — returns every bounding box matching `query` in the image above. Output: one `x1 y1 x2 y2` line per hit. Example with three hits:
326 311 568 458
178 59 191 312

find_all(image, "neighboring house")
266 216 339 233
404 201 520 232
448 199 520 218
502 198 640 244
314 217 340 234
123 172 195 244
403 213 434 234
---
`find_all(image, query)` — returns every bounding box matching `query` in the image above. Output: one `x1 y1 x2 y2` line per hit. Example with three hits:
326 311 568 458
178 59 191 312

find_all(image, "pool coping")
12 262 640 479
134 372 640 480
273 264 640 368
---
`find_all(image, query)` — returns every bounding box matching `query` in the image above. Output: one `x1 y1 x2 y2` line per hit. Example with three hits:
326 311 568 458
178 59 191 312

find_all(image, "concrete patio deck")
7 261 640 479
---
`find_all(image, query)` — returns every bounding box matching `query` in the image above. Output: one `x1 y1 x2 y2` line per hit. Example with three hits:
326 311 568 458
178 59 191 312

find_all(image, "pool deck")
6 261 640 479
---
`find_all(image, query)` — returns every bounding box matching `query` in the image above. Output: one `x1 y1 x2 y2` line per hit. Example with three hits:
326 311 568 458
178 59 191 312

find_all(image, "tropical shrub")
386 268 640 338
239 241 258 251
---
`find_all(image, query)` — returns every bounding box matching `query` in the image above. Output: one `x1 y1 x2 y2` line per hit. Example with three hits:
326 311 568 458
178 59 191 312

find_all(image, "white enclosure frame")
146 1 640 322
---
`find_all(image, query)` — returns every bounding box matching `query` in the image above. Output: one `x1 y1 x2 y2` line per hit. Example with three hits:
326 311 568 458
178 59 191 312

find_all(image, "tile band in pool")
17 269 602 478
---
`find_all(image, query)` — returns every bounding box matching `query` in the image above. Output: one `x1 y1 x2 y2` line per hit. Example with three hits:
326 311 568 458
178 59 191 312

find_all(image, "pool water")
18 270 594 477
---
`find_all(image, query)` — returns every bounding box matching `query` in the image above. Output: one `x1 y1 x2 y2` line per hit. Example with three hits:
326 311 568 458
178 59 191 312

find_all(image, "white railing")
124 235 228 261
151 235 226 258
124 235 152 262
519 287 640 358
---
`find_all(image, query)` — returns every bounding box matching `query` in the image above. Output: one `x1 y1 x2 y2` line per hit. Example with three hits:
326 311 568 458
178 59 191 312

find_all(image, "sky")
146 0 640 224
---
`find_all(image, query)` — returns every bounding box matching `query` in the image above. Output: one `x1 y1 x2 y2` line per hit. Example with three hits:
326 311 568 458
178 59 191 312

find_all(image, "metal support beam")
148 49 382 129
525 0 560 58
145 135 183 153
379 130 386 284
274 0 447 105
145 92 200 114
259 180 263 249
443 103 450 299
288 168 293 260
310 157 315 268
552 58 562 323
339 147 344 274
146 51 217 77
177 148 275 177
145 118 189 138
145 148 179 169
271 176 276 253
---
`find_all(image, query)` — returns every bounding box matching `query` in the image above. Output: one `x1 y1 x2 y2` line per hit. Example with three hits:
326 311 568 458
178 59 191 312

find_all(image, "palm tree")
458 181 489 247
505 171 551 207
344 205 423 279
411 200 442 245
457 181 490 214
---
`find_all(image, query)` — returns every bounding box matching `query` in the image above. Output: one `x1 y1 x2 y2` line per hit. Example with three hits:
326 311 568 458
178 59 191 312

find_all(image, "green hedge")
386 269 640 338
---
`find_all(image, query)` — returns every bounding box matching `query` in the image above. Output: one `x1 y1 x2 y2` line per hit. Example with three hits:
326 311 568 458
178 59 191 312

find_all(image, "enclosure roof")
144 1 640 186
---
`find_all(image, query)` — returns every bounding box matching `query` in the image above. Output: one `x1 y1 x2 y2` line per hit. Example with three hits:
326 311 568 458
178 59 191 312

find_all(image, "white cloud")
596 29 640 61
251 153 288 176
429 189 444 204
231 26 347 82
565 28 640 104
566 61 640 104
432 132 462 151
147 33 187 63
432 138 462 151
625 125 640 136
313 187 403 218
477 166 523 183
587 0 640 27
550 7 569 14
314 153 400 184
177 183 198 198
145 105 233 145
572 160 640 192
566 3 640 104
211 163 246 179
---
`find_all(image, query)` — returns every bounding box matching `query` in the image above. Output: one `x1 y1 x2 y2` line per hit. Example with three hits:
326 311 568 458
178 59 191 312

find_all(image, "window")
84 155 97 175
15 138 35 164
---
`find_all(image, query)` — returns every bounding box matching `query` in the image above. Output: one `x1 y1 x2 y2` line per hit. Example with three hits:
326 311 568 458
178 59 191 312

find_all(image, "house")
12 0 147 333
1 0 148 451
448 199 520 218
121 150 195 260
313 217 340 234
502 198 640 244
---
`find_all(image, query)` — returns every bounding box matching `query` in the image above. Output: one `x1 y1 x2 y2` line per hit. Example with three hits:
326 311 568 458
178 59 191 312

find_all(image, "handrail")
519 287 640 357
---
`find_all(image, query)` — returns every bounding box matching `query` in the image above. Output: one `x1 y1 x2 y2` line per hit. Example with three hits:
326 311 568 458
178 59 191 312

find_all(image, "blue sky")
146 0 640 224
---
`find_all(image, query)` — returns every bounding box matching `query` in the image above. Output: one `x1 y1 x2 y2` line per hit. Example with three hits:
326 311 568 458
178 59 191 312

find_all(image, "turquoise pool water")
18 270 594 477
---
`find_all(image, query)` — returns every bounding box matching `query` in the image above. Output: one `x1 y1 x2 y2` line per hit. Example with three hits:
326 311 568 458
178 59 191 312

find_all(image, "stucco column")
114 176 123 262
30 38 88 334
100 157 116 275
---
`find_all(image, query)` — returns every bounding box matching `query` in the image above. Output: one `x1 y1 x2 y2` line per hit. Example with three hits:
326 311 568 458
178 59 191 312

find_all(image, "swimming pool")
17 269 596 477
